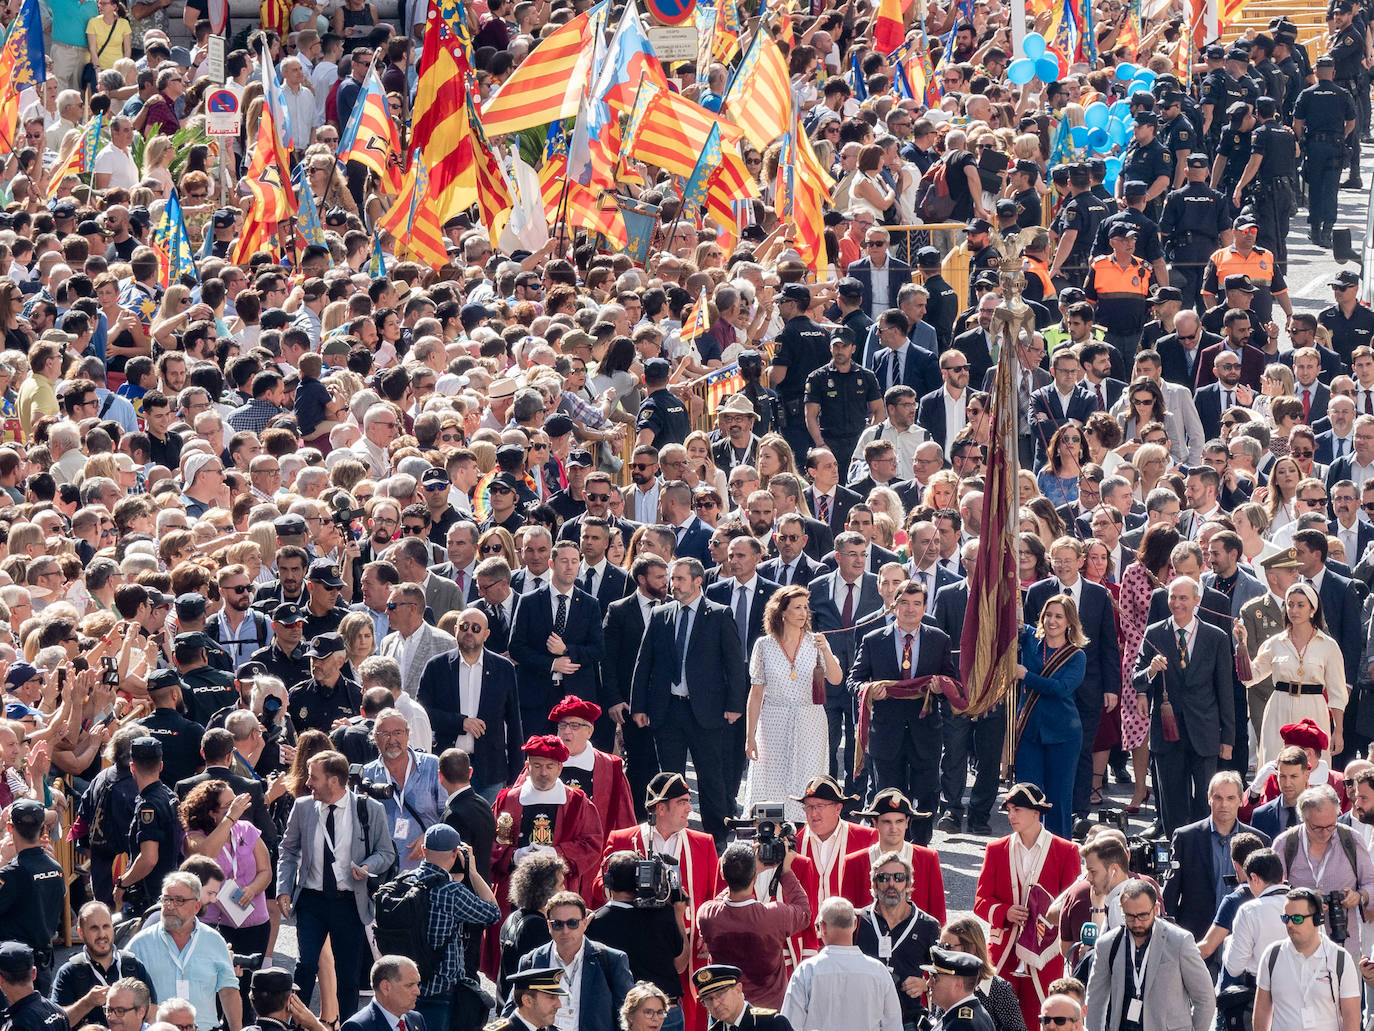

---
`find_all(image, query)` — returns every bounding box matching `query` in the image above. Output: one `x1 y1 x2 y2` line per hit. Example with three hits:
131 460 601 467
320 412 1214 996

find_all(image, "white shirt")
1224 886 1290 978
93 143 139 191
393 691 431 753
551 943 584 1031
311 61 340 123
580 558 608 597
1256 935 1359 1031
1056 576 1082 611
630 482 661 524
456 652 483 754
941 387 968 454
281 81 320 138
780 945 903 1031
1170 618 1198 659
521 569 552 595
548 586 574 623
310 793 354 890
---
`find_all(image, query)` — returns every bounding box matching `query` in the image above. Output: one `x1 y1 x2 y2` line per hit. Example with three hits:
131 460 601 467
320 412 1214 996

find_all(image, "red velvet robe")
838 840 947 924
791 820 879 903
511 747 637 835
974 829 1082 1031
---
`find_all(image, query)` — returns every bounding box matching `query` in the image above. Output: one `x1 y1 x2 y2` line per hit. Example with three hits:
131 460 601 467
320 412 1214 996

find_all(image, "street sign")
646 0 696 27
648 25 697 61
206 89 240 136
206 35 225 84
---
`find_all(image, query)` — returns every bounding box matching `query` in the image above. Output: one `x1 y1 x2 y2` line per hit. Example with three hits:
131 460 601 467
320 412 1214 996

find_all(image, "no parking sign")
206 89 240 137
645 0 695 26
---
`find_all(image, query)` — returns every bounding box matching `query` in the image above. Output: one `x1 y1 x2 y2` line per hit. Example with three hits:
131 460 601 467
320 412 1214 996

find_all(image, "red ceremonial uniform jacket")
490 779 605 900
510 747 637 836
839 840 947 924
792 820 879 905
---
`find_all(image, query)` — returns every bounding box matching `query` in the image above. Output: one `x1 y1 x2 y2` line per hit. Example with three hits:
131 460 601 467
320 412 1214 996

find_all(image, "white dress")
746 635 831 823
1244 629 1347 765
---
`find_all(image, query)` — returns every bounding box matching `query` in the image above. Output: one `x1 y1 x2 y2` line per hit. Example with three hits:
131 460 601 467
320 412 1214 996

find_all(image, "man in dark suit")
174 727 278 850
819 504 903 574
982 339 1052 468
1330 481 1374 574
810 532 887 797
417 607 523 800
1132 578 1235 833
844 229 912 319
558 471 641 546
1163 771 1269 942
1195 314 1268 390
1290 346 1331 426
849 578 955 845
474 557 521 655
577 515 632 618
1314 396 1357 464
438 747 498 977
601 555 668 821
339 957 427 1031
508 909 633 1031
1293 528 1362 697
803 447 861 537
707 536 781 808
659 480 713 565
953 294 999 389
933 541 1004 835
915 352 974 458
1078 341 1127 413
1249 749 1310 840
1029 348 1097 467
1154 313 1221 388
1023 537 1123 820
509 541 605 735
630 556 747 845
760 513 825 587
844 442 921 512
765 472 833 560
1192 380 1229 442
869 308 940 396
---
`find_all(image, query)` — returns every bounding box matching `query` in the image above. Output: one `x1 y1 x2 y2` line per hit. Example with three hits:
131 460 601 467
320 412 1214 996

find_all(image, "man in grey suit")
1203 531 1266 616
1132 577 1234 833
390 536 462 621
276 749 398 1018
809 531 884 798
377 582 457 697
1084 880 1215 1031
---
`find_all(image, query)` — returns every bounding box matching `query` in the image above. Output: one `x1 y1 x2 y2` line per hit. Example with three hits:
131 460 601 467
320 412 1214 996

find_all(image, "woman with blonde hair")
937 918 1026 1031
620 983 672 1031
141 135 176 195
684 430 729 500
921 470 959 512
150 283 194 346
1264 456 1303 532
246 522 279 584
81 453 120 483
477 526 517 568
1131 443 1170 500
338 611 376 674
1234 502 1279 565
755 433 796 487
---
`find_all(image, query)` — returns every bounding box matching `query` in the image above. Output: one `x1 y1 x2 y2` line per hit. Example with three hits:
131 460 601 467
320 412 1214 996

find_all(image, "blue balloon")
1071 126 1090 148
1035 55 1060 82
1007 58 1036 85
1108 120 1129 147
1023 31 1047 60
1132 69 1157 87
1083 102 1110 130
1088 127 1111 152
1105 156 1123 178
1127 79 1151 96
1114 63 1137 81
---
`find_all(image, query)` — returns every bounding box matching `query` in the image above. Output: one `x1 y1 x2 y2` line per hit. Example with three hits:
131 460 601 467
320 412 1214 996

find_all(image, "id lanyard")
161 923 202 1002
867 909 919 965
1125 937 1149 1025
386 754 416 839
87 952 121 987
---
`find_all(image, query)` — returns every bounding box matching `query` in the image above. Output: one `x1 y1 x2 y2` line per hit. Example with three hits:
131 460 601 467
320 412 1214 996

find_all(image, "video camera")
348 763 395 801
1128 836 1174 879
631 853 680 908
1324 890 1349 943
233 952 265 971
330 494 365 537
725 802 794 867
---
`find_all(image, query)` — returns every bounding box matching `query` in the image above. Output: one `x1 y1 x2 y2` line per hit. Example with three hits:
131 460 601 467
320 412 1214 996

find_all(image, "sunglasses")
585 492 611 502
694 499 718 509
488 485 513 494
1280 913 1318 924
548 918 581 931
224 585 250 594
423 483 448 492
943 364 970 373
1040 1019 1076 1027
457 621 484 632
385 601 417 611
480 543 506 553
874 872 909 884
1292 451 1316 460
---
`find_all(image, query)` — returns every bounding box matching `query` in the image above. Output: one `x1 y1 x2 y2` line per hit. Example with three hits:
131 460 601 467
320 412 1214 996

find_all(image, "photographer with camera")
586 850 687 1028
330 686 390 766
696 841 811 1010
1273 785 1374 959
854 850 941 1031
1253 888 1360 1031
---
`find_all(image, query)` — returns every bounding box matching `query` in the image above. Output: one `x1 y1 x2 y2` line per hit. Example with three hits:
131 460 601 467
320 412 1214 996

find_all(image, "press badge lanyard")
868 908 918 963
86 951 121 986
160 923 203 1001
1123 937 1150 1025
385 755 416 838
1300 826 1334 886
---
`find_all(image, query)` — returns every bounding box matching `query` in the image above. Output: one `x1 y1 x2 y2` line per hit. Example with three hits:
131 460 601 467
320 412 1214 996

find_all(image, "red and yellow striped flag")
712 0 741 62
242 94 297 225
874 0 905 54
413 17 477 220
340 67 404 194
469 97 512 249
624 89 742 178
480 10 595 136
723 32 791 151
377 151 449 269
680 287 710 342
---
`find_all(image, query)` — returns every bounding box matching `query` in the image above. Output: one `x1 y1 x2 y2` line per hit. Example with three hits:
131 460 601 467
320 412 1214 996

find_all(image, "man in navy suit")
1029 348 1097 468
474 557 521 655
509 541 605 737
760 513 824 586
630 557 747 844
845 227 912 319
1154 311 1220 388
916 349 974 458
1314 396 1357 465
869 308 940 397
341 957 427 1031
577 515 632 617
417 607 523 801
707 537 781 809
1291 346 1331 427
848 578 956 845
1023 537 1122 820
1293 528 1361 706
803 447 862 538
1196 313 1268 390
810 531 885 795
558 471 641 546
658 480 712 564
1330 481 1374 573
1078 340 1127 413
508 898 633 1029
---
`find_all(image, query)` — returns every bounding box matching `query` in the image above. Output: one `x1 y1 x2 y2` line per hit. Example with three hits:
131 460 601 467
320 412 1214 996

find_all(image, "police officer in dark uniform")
965 219 1000 289
1202 46 1257 147
691 964 793 1031
1250 35 1289 108
114 736 180 915
1320 269 1374 366
241 967 309 1031
1120 112 1173 222
1050 164 1109 288
1008 160 1043 228
487 967 570 1031
915 248 959 349
1214 102 1257 223
1329 0 1366 189
1159 154 1228 311
286 632 363 735
174 631 239 726
770 283 832 461
75 729 142 905
923 948 996 1031
1233 95 1299 271
0 801 63 991
994 199 1021 245
635 357 690 449
134 669 205 787
1272 30 1307 121
175 594 233 673
1157 91 1195 188
247 604 310 688
804 333 883 474
299 559 351 641
833 278 874 351
0 944 70 1031
1294 56 1358 247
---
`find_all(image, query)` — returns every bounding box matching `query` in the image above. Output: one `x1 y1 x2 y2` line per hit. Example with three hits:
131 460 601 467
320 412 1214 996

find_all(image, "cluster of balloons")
1006 32 1067 85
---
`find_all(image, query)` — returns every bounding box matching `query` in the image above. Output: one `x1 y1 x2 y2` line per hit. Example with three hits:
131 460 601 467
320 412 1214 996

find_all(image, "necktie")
456 569 466 596
1303 388 1312 421
676 606 691 682
323 803 338 893
580 568 596 595
902 632 913 674
1340 438 1349 458
398 1019 406 1031
1176 627 1188 669
1365 390 1372 416
1286 806 1298 830
817 493 831 525
1096 383 1105 411
554 593 568 635
841 582 855 627
735 585 749 648
1224 390 1233 410
783 562 794 585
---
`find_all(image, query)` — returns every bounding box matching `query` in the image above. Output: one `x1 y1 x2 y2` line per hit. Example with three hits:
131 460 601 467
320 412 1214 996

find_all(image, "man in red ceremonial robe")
790 775 878 905
594 772 721 1031
839 788 947 923
973 783 1083 1031
509 695 635 833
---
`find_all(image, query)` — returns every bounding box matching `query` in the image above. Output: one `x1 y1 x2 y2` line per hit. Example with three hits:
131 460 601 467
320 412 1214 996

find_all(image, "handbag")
82 21 119 95
811 653 827 706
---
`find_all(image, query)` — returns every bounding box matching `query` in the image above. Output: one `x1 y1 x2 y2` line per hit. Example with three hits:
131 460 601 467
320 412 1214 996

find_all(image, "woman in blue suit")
1014 594 1087 838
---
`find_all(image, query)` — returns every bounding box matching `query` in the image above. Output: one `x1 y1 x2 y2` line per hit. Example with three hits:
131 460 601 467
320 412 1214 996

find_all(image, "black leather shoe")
937 813 961 834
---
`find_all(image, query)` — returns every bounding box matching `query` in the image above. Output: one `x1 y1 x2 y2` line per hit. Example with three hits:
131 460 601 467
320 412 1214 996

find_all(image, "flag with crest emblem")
339 64 403 194
151 188 198 288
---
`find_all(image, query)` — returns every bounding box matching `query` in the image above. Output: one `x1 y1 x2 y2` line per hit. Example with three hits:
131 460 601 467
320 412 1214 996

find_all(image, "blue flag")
292 165 326 247
11 0 46 89
369 230 386 277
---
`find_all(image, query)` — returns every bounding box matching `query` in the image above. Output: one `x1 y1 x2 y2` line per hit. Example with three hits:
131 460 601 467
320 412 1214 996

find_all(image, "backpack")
1280 823 1361 888
916 158 955 223
373 870 453 982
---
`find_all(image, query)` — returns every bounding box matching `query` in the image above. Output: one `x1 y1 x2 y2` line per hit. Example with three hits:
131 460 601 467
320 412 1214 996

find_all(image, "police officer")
1202 46 1258 146
113 736 180 916
0 943 69 1031
286 632 363 735
738 350 785 437
134 668 206 787
1294 57 1357 247
1049 164 1110 287
1159 154 1228 311
175 594 233 673
487 968 570 1031
1214 102 1257 223
247 604 310 688
300 559 350 640
174 631 239 726
1084 225 1154 360
76 727 142 906
915 248 959 350
922 948 995 1031
1008 160 1043 227
770 283 832 460
635 356 690 450
965 219 1000 288
1272 29 1307 121
1119 112 1173 222
1319 269 1374 366
1157 91 1195 188
241 967 318 1031
691 964 793 1031
0 801 62 991
1093 181 1166 282
804 333 883 474
1250 35 1289 109
1232 96 1299 271
1328 0 1365 189
994 200 1021 245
